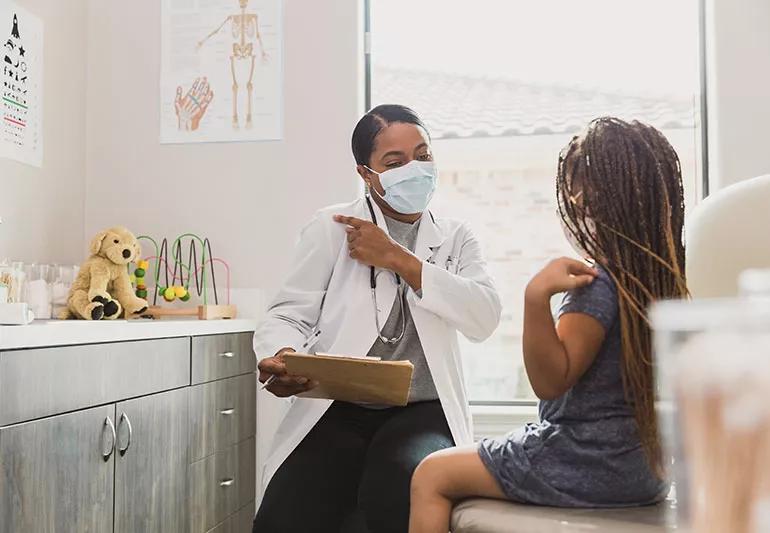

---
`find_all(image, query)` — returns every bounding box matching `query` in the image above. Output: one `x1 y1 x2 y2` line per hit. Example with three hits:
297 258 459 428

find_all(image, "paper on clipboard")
283 353 414 407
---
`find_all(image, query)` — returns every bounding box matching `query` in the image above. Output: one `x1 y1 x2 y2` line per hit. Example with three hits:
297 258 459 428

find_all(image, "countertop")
0 318 258 350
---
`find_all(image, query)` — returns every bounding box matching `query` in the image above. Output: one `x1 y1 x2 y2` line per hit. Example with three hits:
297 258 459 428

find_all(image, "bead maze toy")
132 233 236 320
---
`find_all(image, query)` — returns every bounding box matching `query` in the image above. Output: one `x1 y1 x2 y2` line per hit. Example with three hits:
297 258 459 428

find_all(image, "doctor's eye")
417 153 434 162
385 160 405 169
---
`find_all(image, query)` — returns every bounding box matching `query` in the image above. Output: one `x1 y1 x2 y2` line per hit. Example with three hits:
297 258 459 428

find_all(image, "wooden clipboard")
283 353 414 406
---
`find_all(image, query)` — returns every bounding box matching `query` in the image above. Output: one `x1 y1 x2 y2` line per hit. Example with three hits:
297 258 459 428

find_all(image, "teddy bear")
63 226 149 320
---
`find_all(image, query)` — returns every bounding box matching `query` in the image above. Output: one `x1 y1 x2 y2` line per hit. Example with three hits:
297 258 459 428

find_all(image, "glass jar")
51 265 77 319
652 298 770 533
739 268 770 300
24 263 52 320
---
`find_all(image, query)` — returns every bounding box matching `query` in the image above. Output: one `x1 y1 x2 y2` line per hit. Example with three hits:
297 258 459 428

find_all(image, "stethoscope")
364 193 446 345
365 194 407 345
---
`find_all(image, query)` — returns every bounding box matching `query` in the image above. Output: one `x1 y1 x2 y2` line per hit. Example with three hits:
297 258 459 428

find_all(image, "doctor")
253 104 502 533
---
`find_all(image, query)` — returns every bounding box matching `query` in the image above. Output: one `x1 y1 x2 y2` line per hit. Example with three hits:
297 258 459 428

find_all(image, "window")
367 0 706 403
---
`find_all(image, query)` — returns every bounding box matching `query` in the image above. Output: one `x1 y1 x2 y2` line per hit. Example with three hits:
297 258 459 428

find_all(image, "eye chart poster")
160 0 283 144
1 2 43 167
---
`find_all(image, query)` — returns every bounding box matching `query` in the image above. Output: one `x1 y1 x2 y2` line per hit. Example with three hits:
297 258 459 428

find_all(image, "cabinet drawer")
189 374 256 462
233 501 256 533
0 337 190 426
192 333 255 385
190 446 239 532
236 437 256 510
207 517 231 533
205 487 255 533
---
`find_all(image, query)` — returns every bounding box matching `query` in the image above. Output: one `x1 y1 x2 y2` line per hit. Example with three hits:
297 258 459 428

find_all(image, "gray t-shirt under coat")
363 215 439 407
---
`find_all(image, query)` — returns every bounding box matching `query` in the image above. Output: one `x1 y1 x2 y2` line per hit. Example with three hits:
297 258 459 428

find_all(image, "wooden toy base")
138 305 237 320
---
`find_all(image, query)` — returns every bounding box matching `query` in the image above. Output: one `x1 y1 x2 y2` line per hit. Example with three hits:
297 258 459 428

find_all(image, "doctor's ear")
356 165 372 186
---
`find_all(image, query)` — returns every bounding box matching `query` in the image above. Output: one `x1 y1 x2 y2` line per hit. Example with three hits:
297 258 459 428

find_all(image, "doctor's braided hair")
556 117 688 477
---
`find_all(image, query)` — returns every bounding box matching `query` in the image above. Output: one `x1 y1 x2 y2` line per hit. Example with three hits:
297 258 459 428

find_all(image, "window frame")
363 0 709 408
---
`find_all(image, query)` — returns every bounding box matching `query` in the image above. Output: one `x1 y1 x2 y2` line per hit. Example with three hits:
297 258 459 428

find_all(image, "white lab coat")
254 197 502 490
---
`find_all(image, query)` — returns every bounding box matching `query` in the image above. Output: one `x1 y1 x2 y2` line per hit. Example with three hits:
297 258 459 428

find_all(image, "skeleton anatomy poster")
1 3 43 167
160 0 283 144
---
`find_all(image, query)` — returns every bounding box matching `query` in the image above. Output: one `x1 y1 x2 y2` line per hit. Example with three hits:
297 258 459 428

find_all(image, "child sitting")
408 118 688 533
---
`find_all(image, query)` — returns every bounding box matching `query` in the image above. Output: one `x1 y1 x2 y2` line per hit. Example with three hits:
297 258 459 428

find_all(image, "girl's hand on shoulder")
526 257 598 301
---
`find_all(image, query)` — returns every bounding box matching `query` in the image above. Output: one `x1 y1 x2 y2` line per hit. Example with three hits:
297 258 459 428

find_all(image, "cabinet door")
114 387 189 533
0 405 116 533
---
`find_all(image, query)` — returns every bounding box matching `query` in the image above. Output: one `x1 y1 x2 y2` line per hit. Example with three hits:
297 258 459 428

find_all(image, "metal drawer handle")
218 351 235 359
117 412 133 456
219 478 235 488
102 417 116 461
219 408 236 416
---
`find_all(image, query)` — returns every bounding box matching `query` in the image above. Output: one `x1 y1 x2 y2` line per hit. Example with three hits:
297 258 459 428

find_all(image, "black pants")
253 400 454 533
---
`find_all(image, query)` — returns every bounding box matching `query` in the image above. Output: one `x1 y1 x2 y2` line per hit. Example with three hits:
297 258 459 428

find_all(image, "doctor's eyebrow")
380 150 406 161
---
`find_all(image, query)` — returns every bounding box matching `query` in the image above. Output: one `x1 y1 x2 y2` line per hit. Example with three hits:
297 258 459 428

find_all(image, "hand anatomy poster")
160 0 283 144
1 3 43 167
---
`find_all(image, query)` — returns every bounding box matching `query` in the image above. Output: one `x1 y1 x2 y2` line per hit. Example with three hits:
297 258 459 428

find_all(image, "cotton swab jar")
652 298 770 533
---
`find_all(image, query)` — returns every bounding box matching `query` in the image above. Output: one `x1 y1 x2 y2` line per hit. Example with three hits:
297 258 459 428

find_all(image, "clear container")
740 269 770 300
0 261 26 304
652 298 770 533
24 263 52 319
51 265 78 319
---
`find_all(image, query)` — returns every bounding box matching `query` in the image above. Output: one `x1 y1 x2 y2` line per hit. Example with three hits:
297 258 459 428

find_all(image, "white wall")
705 0 770 190
85 0 364 506
0 0 87 264
85 0 363 294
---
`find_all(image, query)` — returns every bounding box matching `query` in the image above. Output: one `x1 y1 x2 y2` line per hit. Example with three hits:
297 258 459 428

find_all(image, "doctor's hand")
334 215 407 270
258 348 317 397
334 215 424 290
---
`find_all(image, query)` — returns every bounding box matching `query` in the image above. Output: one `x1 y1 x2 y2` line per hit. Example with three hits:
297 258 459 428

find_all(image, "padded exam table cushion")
451 498 673 533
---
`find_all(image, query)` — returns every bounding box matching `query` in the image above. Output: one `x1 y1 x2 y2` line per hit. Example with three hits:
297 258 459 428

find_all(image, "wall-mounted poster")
1 3 43 167
160 0 283 144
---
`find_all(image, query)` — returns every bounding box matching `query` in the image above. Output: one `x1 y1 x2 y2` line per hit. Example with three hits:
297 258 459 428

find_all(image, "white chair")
686 174 770 298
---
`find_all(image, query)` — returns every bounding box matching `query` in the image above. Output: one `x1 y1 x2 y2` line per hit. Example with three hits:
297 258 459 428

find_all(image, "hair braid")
556 117 688 476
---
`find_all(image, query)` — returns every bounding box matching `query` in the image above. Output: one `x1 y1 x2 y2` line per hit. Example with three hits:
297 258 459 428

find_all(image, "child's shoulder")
557 264 618 331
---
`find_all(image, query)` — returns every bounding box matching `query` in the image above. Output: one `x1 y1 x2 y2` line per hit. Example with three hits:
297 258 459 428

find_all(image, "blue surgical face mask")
364 160 438 215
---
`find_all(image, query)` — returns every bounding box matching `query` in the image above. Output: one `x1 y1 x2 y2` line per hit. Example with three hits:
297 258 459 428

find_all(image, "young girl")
408 117 688 532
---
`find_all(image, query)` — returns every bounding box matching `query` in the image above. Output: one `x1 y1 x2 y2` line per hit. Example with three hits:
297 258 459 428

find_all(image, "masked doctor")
253 105 502 533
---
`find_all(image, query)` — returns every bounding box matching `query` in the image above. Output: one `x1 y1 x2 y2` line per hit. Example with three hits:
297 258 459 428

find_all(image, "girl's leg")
409 446 506 533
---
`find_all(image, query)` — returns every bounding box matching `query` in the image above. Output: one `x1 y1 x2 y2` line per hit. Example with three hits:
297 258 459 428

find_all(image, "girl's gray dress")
478 267 668 507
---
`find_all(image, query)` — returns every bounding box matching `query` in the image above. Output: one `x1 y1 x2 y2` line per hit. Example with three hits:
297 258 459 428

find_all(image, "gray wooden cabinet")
114 387 190 533
0 405 116 533
190 334 257 533
0 331 257 533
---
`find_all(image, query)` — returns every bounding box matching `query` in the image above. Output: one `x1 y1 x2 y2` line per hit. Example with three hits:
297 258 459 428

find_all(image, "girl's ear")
89 231 108 255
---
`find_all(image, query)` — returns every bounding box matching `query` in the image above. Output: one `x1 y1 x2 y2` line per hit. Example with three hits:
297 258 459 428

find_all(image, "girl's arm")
523 257 605 400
